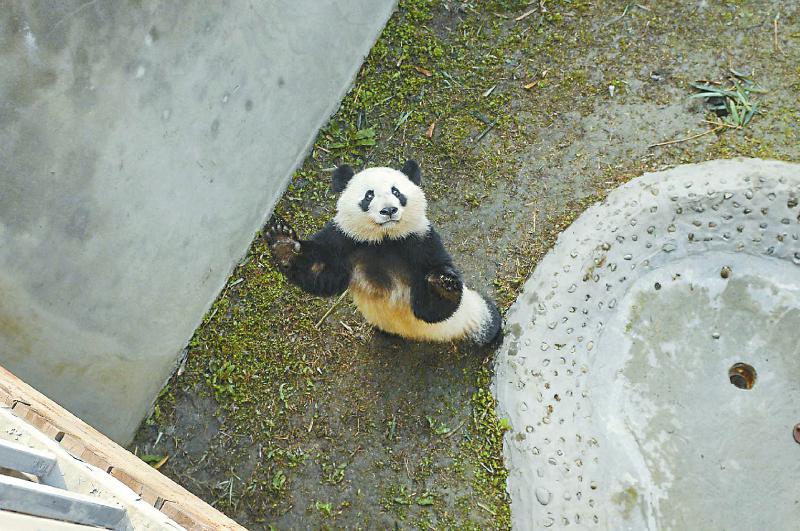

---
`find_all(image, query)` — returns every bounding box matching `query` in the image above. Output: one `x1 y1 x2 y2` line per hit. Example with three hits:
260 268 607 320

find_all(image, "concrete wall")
0 0 396 443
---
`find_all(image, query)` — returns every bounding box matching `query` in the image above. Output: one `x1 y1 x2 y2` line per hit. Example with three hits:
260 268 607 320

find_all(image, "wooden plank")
139 483 164 507
0 365 245 530
161 501 214 531
109 466 143 496
12 402 65 440
0 438 57 478
0 474 126 528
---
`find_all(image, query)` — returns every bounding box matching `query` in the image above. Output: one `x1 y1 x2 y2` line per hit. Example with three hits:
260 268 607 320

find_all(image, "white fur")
333 167 430 243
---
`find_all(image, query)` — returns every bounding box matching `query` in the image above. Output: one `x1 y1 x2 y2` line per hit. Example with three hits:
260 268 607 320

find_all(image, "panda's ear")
401 160 422 186
332 165 355 193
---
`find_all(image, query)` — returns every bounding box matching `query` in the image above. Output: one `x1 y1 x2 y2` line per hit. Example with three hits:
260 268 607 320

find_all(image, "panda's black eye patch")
391 186 407 206
359 190 375 212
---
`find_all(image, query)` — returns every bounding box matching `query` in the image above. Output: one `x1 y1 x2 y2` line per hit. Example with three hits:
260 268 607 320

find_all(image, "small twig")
474 121 497 143
349 445 363 459
470 111 493 125
702 119 740 130
604 3 631 27
442 419 467 439
773 13 781 52
315 289 349 328
515 8 536 21
647 126 723 149
476 502 497 516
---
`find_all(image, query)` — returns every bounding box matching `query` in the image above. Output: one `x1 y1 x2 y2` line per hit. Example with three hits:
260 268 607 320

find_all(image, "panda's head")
332 160 430 243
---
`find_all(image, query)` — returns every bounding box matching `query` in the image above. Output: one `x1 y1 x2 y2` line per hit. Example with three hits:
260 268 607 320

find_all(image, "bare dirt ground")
132 1 799 529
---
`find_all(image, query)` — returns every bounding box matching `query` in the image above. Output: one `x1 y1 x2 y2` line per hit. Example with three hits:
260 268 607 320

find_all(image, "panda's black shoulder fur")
284 221 462 323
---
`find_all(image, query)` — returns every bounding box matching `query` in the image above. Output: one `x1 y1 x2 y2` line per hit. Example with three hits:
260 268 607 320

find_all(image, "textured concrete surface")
495 159 800 529
0 0 395 443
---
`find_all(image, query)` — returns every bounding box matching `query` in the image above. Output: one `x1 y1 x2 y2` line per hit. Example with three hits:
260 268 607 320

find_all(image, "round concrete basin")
495 159 800 530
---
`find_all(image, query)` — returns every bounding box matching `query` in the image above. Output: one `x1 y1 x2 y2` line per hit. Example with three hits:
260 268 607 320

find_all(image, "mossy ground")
132 1 799 529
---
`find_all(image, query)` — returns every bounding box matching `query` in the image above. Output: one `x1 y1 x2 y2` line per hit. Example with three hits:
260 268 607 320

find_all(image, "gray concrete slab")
0 510 103 531
0 0 396 443
494 159 800 529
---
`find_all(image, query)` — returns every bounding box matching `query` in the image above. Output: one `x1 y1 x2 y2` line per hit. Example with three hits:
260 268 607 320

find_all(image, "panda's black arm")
411 271 463 323
409 230 463 323
284 224 351 297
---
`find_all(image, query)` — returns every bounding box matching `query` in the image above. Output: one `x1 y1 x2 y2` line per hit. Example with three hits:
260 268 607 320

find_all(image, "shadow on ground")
132 0 799 529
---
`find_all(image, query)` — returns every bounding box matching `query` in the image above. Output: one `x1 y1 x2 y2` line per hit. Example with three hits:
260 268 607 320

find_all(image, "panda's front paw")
264 217 301 271
426 268 463 302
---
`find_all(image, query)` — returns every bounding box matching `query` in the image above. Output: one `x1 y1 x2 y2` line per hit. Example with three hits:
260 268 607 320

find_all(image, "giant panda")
264 160 502 346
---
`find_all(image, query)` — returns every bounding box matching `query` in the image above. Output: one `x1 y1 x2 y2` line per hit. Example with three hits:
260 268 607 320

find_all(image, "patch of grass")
314 500 333 517
691 70 766 128
461 366 512 529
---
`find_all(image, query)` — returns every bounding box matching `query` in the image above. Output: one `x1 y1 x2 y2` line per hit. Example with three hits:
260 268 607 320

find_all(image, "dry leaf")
426 121 436 138
414 66 433 77
154 455 170 470
523 81 537 90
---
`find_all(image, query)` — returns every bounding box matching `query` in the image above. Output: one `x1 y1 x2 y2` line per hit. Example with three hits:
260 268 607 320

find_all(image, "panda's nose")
380 206 398 217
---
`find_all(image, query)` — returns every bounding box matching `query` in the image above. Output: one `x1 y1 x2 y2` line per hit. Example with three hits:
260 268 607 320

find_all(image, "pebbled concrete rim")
494 159 800 530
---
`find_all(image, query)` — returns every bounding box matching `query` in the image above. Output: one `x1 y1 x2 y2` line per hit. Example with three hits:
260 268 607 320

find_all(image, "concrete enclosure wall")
0 1 395 443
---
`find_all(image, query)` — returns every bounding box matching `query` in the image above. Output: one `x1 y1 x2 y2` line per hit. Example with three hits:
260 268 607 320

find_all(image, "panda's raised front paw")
264 217 301 271
426 268 463 302
264 217 299 245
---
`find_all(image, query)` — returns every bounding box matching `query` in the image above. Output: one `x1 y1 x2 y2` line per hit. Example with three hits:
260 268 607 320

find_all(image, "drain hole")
729 363 757 390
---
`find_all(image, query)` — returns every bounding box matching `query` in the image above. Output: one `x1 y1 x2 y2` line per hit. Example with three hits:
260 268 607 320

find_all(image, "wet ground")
132 1 799 529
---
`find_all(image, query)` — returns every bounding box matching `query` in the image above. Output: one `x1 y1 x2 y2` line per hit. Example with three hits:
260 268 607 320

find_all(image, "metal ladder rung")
0 437 57 481
0 474 126 529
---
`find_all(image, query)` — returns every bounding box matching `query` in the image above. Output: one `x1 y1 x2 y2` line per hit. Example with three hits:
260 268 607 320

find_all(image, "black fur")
478 299 503 345
359 190 374 212
401 160 421 185
265 220 463 324
391 186 407 206
332 165 355 193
